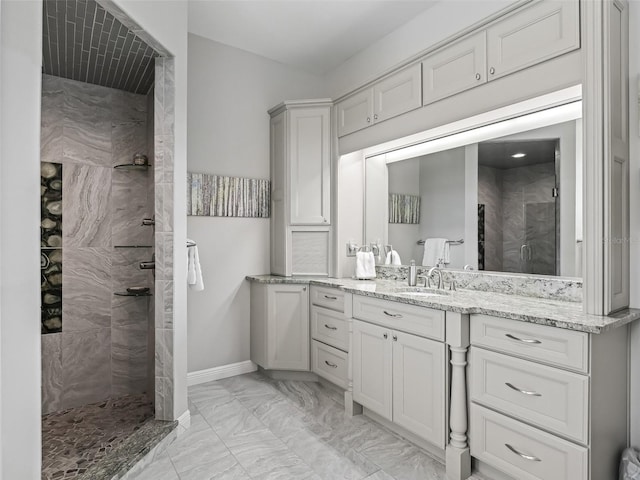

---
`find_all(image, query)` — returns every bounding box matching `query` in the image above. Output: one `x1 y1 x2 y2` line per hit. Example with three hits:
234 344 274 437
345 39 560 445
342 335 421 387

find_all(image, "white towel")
187 239 204 291
355 251 376 279
422 238 449 267
384 250 402 266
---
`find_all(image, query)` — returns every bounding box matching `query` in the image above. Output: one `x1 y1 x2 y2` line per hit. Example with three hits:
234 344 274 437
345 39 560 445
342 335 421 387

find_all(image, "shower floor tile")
42 394 153 480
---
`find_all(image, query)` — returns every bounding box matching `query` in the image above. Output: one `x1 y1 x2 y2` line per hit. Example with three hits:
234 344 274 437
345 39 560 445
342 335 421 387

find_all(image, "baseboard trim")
176 409 191 429
187 360 257 386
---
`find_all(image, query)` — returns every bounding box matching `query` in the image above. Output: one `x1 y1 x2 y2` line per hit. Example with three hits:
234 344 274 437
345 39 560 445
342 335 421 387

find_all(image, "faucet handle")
417 275 429 288
449 280 457 291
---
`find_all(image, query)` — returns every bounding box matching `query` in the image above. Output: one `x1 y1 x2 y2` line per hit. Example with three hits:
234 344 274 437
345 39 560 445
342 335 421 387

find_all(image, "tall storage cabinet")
269 100 332 276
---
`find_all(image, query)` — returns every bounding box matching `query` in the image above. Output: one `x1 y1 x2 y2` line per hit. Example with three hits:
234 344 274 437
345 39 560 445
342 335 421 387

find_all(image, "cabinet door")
267 284 309 370
422 31 486 105
352 319 392 420
337 89 374 137
392 332 445 446
486 0 580 80
373 64 422 123
289 106 331 225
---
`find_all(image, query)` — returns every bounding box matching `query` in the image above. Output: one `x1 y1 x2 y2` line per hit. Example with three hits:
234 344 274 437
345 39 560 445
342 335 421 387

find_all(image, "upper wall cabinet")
422 31 487 105
338 64 422 137
422 0 580 106
269 100 332 276
486 0 580 80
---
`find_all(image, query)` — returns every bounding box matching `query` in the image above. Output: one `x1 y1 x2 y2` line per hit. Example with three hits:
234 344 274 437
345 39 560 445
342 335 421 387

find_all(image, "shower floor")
41 394 153 480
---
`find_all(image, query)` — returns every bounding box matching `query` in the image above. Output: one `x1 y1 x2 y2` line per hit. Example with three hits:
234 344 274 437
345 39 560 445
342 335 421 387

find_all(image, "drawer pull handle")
324 324 338 331
505 333 541 344
505 444 541 462
383 310 403 318
324 295 338 300
324 360 338 368
505 382 542 397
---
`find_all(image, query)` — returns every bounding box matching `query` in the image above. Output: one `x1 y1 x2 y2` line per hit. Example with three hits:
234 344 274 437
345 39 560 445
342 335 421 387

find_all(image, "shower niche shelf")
114 291 153 297
113 163 152 171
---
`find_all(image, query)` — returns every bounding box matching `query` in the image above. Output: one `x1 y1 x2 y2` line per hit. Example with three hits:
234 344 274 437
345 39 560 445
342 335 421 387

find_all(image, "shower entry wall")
40 0 176 423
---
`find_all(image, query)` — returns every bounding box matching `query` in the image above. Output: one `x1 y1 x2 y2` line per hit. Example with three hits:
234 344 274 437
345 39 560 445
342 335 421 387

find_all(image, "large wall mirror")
364 100 583 278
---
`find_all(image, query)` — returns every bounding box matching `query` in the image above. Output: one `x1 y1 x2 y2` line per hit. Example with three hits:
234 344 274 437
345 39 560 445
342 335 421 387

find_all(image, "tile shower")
40 74 158 478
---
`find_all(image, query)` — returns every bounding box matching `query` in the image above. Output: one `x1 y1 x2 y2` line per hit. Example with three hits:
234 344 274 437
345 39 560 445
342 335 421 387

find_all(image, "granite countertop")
246 275 640 334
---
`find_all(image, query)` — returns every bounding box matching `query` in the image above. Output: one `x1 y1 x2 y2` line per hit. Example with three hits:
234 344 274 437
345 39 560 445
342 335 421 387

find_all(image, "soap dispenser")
408 260 417 286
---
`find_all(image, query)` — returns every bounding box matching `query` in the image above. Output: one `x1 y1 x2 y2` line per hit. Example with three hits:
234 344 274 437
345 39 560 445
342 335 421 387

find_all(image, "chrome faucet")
427 267 444 289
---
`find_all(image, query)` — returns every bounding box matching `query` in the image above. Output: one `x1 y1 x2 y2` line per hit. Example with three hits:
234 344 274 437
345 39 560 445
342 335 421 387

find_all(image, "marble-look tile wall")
501 163 556 274
478 166 504 271
40 74 153 414
153 58 175 421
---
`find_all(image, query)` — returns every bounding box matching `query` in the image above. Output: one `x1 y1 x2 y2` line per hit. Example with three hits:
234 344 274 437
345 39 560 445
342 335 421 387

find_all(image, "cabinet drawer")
312 340 348 389
470 348 588 444
311 306 349 351
311 286 345 312
353 295 445 341
471 404 587 480
470 315 588 373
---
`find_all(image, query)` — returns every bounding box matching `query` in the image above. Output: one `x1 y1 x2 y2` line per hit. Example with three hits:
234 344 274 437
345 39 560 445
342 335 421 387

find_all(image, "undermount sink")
392 287 450 297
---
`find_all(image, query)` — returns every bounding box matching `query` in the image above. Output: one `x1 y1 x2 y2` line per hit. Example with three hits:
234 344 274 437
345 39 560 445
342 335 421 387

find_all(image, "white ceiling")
188 1 439 75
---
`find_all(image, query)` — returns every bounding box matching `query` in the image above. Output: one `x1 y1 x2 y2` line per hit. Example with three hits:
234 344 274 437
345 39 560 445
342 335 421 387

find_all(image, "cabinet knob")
374 114 378 120
366 117 371 123
383 333 388 339
475 73 481 80
323 217 327 223
489 67 496 75
392 334 398 341
302 287 307 291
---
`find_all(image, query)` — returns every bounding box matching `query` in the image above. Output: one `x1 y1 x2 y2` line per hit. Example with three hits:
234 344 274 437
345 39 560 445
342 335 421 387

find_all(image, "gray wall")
40 74 153 414
186 34 325 374
387 158 421 263
418 148 467 268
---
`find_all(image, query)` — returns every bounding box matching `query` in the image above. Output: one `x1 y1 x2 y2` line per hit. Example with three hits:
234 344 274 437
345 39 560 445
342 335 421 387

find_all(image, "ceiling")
188 1 439 75
42 0 159 94
478 140 558 169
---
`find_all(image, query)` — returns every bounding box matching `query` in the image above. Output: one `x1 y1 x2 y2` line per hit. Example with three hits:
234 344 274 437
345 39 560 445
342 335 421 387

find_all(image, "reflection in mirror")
366 115 583 278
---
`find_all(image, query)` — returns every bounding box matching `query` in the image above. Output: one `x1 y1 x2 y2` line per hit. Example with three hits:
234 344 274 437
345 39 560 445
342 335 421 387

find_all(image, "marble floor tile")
130 452 178 480
128 372 452 480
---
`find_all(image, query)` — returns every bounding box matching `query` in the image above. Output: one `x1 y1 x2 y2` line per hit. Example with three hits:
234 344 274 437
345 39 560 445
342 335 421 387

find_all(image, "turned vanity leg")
446 313 471 480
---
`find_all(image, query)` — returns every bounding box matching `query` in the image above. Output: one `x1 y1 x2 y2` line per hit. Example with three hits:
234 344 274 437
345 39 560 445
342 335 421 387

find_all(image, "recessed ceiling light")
511 153 526 158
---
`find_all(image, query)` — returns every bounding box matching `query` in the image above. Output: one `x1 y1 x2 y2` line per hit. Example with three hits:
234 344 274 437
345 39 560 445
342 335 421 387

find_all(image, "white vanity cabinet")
469 314 628 480
422 0 580 106
310 285 351 389
250 282 310 371
351 296 446 448
269 100 332 276
337 64 422 137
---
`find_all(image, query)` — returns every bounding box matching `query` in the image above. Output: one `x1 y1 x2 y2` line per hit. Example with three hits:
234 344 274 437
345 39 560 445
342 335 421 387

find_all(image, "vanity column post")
344 294 363 416
445 312 471 480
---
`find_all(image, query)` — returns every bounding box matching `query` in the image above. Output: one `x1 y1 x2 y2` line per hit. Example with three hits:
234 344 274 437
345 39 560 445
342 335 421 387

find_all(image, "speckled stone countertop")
246 275 640 334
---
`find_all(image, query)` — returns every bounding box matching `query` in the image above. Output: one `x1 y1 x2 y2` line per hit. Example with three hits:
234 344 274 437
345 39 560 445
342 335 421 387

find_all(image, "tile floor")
130 372 463 480
42 394 154 480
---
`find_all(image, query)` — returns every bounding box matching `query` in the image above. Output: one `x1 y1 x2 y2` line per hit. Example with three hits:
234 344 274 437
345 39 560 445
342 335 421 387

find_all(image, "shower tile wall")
41 74 154 414
153 57 175 421
502 163 556 274
478 166 504 271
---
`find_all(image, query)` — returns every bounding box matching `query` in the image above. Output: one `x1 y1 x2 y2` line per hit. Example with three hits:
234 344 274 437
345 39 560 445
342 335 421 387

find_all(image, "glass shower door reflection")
522 201 556 275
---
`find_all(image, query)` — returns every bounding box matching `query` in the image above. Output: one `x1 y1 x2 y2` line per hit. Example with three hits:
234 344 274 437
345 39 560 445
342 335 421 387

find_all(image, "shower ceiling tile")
42 0 159 95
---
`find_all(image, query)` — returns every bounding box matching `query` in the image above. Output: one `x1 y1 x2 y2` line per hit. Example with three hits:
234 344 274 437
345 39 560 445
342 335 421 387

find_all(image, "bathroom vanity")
248 274 640 480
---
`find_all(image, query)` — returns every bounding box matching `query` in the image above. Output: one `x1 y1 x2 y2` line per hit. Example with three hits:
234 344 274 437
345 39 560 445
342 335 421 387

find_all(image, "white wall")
0 2 42 477
387 158 420 263
324 0 517 98
418 148 467 268
186 34 325 373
